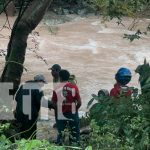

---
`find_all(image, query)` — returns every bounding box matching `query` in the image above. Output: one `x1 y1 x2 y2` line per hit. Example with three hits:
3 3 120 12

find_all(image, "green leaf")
91 94 100 100
87 98 95 108
85 146 92 150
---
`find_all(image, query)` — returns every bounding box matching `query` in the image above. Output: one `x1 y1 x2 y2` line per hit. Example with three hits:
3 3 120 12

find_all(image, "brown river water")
0 13 150 120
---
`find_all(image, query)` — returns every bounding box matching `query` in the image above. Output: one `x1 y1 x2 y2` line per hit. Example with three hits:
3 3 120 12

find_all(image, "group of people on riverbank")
14 64 133 145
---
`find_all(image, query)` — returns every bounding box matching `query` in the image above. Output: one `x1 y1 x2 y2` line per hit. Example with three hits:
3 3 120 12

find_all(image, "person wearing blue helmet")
110 67 132 97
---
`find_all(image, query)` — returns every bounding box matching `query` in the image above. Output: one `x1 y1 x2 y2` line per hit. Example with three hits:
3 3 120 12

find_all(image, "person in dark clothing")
48 64 62 128
48 64 61 83
52 70 82 145
14 74 47 139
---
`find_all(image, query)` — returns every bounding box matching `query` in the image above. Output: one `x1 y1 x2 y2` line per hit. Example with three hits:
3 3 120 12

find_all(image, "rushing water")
0 14 150 112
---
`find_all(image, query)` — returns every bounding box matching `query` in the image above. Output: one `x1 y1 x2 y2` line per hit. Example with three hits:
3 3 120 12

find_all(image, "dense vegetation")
86 61 150 150
0 0 150 15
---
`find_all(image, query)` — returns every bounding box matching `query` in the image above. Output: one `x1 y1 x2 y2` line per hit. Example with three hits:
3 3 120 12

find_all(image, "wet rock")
44 19 65 26
80 126 91 135
37 120 57 141
77 9 87 16
63 9 70 15
0 120 21 142
0 49 7 56
43 12 76 26
49 0 95 16
53 7 64 15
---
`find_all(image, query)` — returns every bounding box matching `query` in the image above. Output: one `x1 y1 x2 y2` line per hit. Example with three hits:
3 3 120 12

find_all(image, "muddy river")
0 13 150 113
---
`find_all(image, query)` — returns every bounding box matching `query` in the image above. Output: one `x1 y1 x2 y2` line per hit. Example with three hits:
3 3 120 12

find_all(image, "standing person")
48 64 61 83
52 70 82 145
14 74 47 139
48 64 61 128
110 67 132 98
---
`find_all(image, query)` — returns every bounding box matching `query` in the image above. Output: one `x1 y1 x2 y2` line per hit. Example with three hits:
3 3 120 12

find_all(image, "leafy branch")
123 29 142 42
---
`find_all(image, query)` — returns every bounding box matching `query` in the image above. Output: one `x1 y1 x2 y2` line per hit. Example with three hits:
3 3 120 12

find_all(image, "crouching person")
14 74 47 139
52 70 82 145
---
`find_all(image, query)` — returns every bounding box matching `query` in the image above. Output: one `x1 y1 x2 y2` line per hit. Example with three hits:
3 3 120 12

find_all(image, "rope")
5 60 27 72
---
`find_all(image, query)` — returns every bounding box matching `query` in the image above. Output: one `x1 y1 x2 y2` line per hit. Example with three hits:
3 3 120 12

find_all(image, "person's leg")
20 120 37 139
70 121 80 144
66 113 80 144
56 119 67 145
53 109 57 128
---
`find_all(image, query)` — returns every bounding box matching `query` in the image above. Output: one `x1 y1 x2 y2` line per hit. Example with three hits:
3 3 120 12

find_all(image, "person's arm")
110 88 120 98
110 88 115 97
74 86 82 109
48 100 55 109
51 91 57 109
76 97 81 110
41 91 57 109
40 96 55 109
34 89 44 109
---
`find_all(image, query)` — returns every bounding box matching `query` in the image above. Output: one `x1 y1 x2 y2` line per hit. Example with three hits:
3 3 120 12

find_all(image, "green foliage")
15 139 65 150
88 0 150 42
0 135 12 150
0 4 3 11
88 0 150 18
86 94 150 149
123 28 150 42
135 59 150 93
85 146 92 150
0 123 86 150
0 122 81 150
0 0 4 5
0 134 85 150
123 30 142 42
0 123 10 134
86 67 150 149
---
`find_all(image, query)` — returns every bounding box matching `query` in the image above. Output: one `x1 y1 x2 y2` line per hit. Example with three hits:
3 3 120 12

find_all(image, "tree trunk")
0 0 52 93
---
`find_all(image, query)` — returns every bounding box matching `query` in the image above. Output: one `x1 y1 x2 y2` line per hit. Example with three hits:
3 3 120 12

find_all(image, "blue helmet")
115 68 132 85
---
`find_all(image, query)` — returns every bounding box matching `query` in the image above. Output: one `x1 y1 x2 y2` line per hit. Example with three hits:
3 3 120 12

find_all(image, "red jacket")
110 83 132 98
52 82 81 113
